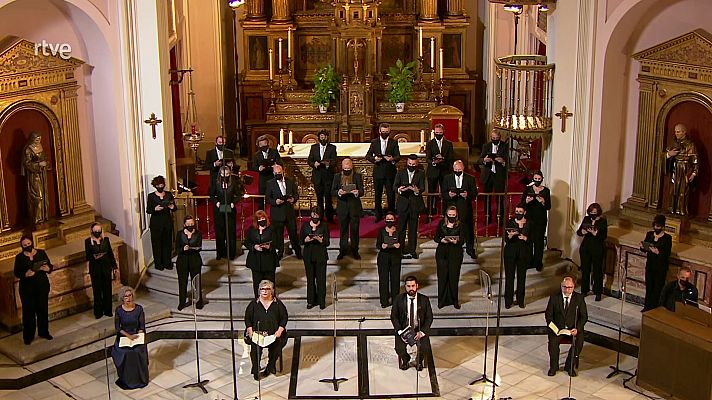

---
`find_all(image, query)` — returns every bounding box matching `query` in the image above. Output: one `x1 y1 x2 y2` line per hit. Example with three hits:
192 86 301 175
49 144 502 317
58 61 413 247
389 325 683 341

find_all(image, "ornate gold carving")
267 114 337 121
634 30 712 85
0 231 22 247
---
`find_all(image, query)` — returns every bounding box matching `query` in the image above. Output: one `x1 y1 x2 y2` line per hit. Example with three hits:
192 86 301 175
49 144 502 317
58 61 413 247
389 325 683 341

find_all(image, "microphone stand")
222 175 240 400
319 273 348 391
103 330 111 400
254 321 262 400
560 305 578 400
470 270 498 386
606 263 634 379
183 275 209 393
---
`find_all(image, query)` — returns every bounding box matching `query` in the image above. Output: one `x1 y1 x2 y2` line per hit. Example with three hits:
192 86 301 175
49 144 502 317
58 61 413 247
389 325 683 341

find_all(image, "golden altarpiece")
0 38 125 330
610 30 712 308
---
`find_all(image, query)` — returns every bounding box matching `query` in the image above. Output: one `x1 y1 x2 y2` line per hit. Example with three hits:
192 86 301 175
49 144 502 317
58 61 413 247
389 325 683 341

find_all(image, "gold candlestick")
278 68 285 102
286 57 294 91
417 56 425 89
439 78 445 105
429 72 436 100
268 79 276 113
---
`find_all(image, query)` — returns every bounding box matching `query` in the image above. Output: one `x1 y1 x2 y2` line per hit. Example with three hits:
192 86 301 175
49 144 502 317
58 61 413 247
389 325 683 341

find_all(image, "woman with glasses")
245 210 278 297
112 286 149 389
244 280 288 380
434 206 464 309
300 207 330 309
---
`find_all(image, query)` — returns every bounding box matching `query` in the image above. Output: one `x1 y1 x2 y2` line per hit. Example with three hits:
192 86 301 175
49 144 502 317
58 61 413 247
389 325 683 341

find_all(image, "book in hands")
260 158 275 167
32 260 48 272
342 183 357 193
278 194 294 202
119 332 145 348
444 236 460 243
548 322 572 336
384 234 399 247
641 241 655 252
258 241 272 249
398 325 417 346
250 331 277 348
307 233 323 240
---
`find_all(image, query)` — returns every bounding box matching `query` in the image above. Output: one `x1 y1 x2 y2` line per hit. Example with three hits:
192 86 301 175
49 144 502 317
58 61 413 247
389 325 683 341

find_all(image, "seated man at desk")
660 266 699 311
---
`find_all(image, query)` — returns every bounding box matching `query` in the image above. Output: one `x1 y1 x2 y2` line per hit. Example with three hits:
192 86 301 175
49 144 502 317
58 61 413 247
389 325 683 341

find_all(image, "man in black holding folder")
204 136 234 191
426 123 454 214
307 129 338 222
332 158 365 260
391 276 432 371
545 276 587 377
251 135 283 210
366 123 401 221
265 164 301 260
478 129 508 224
442 160 478 258
394 154 425 259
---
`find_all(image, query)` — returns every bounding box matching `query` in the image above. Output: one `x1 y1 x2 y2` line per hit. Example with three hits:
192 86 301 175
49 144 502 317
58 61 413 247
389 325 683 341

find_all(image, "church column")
627 80 656 209
445 0 463 17
60 86 90 214
271 0 291 22
246 0 265 20
419 0 438 21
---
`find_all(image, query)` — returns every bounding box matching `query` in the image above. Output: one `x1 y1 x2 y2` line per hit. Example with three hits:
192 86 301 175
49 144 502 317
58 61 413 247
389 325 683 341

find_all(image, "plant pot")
318 104 328 114
395 102 405 113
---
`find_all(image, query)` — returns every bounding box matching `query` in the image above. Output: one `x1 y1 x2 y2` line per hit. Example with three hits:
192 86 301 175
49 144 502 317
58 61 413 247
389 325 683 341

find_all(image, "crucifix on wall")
555 106 573 133
144 113 163 139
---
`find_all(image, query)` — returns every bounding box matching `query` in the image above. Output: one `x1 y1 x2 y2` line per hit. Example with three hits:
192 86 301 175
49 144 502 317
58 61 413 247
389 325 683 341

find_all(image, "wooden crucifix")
144 113 163 139
555 106 573 133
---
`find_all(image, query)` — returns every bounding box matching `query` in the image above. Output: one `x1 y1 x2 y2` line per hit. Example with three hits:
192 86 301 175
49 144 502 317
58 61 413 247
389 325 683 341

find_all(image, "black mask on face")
447 216 456 223
679 279 689 287
320 139 328 145
533 180 542 186
221 175 230 181
454 171 463 177
380 132 389 139
654 228 663 234
184 225 195 232
92 231 102 238
435 134 444 140
22 245 33 252
589 213 598 218
342 169 352 176
407 165 417 172
385 220 395 228
515 213 524 220
156 186 165 192
492 139 501 145
311 217 321 224
260 145 269 152
257 219 267 227
275 174 283 181
216 144 224 151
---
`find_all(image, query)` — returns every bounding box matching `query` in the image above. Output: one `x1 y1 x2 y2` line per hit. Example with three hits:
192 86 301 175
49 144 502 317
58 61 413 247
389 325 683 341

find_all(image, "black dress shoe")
165 265 174 270
411 253 419 259
39 333 53 340
399 359 409 370
453 303 461 309
518 303 526 309
23 338 32 345
402 254 412 260
352 252 361 260
505 304 512 309
104 312 113 318
155 266 164 271
253 372 260 381
547 369 556 376
466 250 477 259
437 303 444 309
381 303 389 308
536 265 544 272
195 300 204 310
568 369 578 377
95 314 103 320
307 303 315 309
319 304 326 310
337 253 345 260
595 294 602 301
260 369 271 378
416 362 424 371
267 364 277 375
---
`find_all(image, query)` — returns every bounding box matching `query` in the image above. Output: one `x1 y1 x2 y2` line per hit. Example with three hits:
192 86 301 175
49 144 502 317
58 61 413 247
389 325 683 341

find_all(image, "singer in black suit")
640 214 672 311
307 130 338 222
545 276 588 376
245 211 279 297
251 135 283 210
300 207 330 309
366 123 401 221
503 205 531 309
265 164 301 260
426 123 454 213
478 130 509 223
435 206 464 309
175 216 203 311
522 171 551 271
204 136 235 191
391 276 432 371
393 155 425 259
14 236 53 345
146 175 176 270
212 166 240 260
332 158 365 260
660 266 698 312
377 213 403 308
441 160 478 258
576 203 608 301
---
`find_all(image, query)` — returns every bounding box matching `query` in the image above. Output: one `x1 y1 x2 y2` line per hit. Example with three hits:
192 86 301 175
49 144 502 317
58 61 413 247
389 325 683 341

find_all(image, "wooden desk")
638 306 712 400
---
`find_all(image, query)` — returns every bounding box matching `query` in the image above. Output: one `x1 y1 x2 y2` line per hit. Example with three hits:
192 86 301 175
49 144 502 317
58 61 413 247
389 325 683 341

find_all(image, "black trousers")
529 222 547 267
338 212 360 253
177 257 202 306
580 247 604 296
483 180 505 223
273 217 301 258
214 209 236 259
435 246 463 307
644 265 668 310
150 221 173 269
315 181 335 220
548 332 584 371
394 334 431 366
462 212 475 253
374 177 395 217
19 284 50 343
397 211 419 255
89 265 114 317
377 251 402 306
427 175 445 212
304 256 327 306
250 269 276 298
251 333 288 374
504 245 528 307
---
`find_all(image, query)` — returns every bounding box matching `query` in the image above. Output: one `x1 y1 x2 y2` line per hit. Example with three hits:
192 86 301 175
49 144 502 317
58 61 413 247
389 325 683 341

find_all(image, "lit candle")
279 128 284 147
268 49 274 80
278 38 283 70
287 28 292 58
430 37 435 71
418 28 423 58
439 47 444 79
420 129 425 145
288 130 293 146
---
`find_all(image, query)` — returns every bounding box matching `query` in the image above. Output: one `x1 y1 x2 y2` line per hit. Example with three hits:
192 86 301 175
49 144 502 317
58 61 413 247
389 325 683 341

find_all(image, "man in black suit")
331 158 364 260
545 276 588 377
426 123 454 214
307 129 337 222
251 134 283 210
660 266 699 312
478 129 508 223
393 155 425 259
442 160 478 258
204 136 235 192
366 123 401 221
390 275 432 371
265 164 301 260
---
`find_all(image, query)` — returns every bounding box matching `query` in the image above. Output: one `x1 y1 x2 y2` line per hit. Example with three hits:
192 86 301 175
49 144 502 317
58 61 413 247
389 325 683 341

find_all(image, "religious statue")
21 132 50 224
665 123 698 216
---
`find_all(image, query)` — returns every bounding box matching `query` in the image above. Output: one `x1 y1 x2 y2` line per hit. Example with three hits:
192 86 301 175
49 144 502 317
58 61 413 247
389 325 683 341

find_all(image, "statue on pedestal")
665 123 698 216
21 132 49 224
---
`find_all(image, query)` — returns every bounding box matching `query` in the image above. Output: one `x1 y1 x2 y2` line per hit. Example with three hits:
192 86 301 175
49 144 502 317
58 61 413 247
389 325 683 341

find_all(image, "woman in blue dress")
112 286 149 389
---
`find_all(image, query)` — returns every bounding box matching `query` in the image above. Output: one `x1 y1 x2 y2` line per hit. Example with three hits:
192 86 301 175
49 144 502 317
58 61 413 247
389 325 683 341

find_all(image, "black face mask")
216 144 224 151
533 180 542 186
319 139 328 145
185 225 195 232
92 231 102 238
221 175 230 181
380 132 389 139
589 213 598 218
447 216 456 223
654 228 663 234
22 245 33 253
435 134 444 140
260 145 269 152
257 220 267 227
342 169 352 176
311 217 321 224
454 171 463 177
492 139 501 145
679 279 688 287
156 186 165 192
515 213 524 220
385 220 395 228
407 165 416 172
274 174 283 181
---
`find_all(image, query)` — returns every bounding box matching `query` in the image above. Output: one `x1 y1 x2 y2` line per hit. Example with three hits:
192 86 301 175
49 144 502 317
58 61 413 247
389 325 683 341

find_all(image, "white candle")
431 129 435 140
278 38 283 70
287 28 292 58
430 37 435 71
420 129 425 145
288 130 293 146
268 49 274 80
418 28 423 58
439 48 444 79
279 128 284 147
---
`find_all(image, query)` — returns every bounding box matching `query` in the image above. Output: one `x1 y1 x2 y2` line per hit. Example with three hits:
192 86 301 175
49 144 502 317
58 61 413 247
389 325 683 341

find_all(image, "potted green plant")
311 64 341 113
387 59 417 113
